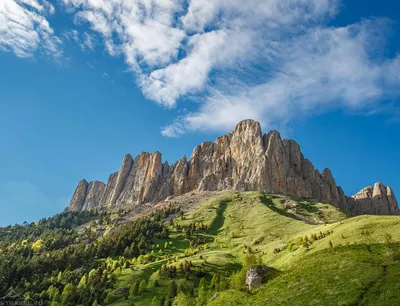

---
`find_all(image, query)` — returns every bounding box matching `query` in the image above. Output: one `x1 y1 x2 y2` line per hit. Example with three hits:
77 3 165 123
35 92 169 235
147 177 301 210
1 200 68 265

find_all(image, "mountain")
68 119 399 215
2 123 399 306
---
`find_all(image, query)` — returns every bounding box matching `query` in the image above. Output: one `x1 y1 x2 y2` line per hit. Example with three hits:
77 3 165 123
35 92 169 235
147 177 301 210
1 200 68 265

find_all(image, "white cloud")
0 0 62 59
385 55 400 85
63 29 79 42
81 32 95 50
181 0 338 32
141 29 233 107
63 30 96 51
162 19 400 136
62 0 339 107
66 0 185 70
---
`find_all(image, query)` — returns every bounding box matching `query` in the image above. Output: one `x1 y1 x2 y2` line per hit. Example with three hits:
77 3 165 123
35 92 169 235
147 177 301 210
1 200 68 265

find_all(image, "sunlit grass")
109 191 400 306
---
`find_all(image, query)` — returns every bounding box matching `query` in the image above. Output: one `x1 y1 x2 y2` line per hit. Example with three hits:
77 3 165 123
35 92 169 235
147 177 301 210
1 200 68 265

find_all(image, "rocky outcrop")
246 266 267 291
349 183 399 215
67 119 399 216
82 181 106 211
245 266 278 291
69 180 105 212
69 179 88 212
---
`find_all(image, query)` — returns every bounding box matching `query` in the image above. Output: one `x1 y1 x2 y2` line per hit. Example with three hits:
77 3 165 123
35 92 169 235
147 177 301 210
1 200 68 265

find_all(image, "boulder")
246 265 276 291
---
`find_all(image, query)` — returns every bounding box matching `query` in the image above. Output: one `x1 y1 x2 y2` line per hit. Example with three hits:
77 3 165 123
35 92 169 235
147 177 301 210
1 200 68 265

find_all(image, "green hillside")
1 192 399 306
108 192 400 306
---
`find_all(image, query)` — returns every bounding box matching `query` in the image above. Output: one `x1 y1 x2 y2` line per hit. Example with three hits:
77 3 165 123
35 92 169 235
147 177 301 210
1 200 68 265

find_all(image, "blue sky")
0 0 399 226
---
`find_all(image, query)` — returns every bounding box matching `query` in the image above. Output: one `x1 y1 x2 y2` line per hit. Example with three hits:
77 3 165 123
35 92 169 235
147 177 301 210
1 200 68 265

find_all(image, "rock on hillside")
68 120 399 216
246 266 276 291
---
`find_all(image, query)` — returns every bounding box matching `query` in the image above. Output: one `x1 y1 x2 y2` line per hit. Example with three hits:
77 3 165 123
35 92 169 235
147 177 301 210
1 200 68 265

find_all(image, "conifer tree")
169 280 178 298
152 296 160 306
129 281 139 296
139 279 147 293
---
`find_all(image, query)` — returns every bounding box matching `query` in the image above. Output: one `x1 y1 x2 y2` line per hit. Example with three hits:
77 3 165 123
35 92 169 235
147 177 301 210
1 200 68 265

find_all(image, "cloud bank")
2 0 400 136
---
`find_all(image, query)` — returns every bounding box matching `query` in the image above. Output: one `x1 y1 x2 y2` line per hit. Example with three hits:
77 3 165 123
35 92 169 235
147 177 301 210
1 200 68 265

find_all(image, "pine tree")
77 274 87 289
139 279 147 293
57 271 63 282
210 274 218 290
197 278 209 306
52 291 60 302
47 285 59 301
104 291 116 304
172 292 192 306
164 294 172 306
129 281 139 296
152 296 160 306
169 280 178 298
178 281 185 293
159 296 166 306
61 283 74 304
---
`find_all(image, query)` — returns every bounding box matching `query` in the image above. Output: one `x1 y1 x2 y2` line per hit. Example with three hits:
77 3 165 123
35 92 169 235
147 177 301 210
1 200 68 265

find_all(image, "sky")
0 0 399 226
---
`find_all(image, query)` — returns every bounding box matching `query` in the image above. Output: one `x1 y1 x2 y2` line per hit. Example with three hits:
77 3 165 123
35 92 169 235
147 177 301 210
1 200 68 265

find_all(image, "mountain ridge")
68 119 399 215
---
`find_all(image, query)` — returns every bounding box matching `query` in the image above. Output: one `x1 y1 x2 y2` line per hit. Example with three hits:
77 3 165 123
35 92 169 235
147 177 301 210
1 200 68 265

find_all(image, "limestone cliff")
349 183 399 215
68 120 399 215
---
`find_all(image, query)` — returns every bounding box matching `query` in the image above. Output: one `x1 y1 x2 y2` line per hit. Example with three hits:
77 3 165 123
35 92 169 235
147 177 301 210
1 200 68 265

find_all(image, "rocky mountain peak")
350 182 399 215
68 120 399 216
233 119 262 138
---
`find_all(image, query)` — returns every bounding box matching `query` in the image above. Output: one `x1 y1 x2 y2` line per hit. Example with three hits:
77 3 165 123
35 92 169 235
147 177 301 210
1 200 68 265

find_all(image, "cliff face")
68 180 105 212
349 183 399 215
68 120 399 215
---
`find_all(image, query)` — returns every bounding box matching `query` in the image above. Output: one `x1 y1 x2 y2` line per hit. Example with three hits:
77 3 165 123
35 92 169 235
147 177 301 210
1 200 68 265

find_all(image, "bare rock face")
67 119 399 215
350 183 400 215
69 179 88 212
111 154 134 205
387 187 399 214
245 266 274 291
82 181 106 211
99 172 118 205
68 180 105 212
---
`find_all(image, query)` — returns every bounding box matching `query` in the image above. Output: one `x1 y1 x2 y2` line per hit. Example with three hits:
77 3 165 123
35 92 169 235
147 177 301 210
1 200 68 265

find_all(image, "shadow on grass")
259 195 319 225
194 261 243 277
297 202 319 213
259 195 298 219
209 200 229 235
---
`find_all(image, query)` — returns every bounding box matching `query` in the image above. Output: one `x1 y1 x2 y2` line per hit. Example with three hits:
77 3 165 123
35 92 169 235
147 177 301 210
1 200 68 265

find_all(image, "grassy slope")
109 192 400 306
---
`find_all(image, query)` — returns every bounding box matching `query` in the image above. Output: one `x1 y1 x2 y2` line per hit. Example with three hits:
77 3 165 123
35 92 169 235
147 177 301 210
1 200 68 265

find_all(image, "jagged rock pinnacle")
68 120 399 216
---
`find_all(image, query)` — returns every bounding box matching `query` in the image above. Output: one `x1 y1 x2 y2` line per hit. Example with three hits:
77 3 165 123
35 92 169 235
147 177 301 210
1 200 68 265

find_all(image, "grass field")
107 191 400 306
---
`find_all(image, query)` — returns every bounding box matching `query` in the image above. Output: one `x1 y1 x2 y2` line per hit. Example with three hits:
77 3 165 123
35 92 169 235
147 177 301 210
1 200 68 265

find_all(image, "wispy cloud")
80 32 95 50
163 19 400 136
86 61 95 69
0 0 62 60
57 0 400 136
63 29 79 42
63 29 96 51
